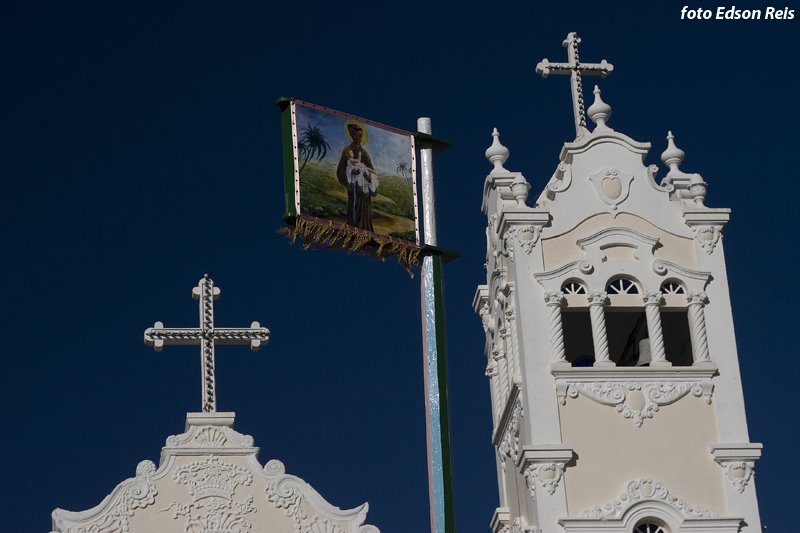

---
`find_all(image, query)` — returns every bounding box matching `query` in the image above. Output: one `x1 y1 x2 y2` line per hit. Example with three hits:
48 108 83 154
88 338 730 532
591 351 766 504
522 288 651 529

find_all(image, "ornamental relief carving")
167 456 256 533
581 478 718 519
557 381 713 428
76 460 158 533
722 461 755 494
524 463 564 499
548 162 573 195
262 459 375 533
502 225 541 261
265 465 308 531
165 424 254 449
692 225 721 254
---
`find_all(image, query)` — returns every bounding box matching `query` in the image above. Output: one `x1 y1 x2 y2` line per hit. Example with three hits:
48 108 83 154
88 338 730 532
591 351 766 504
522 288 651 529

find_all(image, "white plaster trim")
576 227 659 251
51 413 380 533
651 260 711 285
581 479 719 519
517 446 573 500
712 443 763 494
559 130 650 159
492 384 521 446
51 460 159 533
491 507 511 533
493 386 522 467
534 260 594 283
682 208 731 227
560 499 742 533
498 209 550 234
553 367 716 427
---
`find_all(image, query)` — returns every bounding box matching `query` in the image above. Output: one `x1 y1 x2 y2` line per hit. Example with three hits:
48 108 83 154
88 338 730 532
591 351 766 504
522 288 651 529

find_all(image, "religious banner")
279 98 420 269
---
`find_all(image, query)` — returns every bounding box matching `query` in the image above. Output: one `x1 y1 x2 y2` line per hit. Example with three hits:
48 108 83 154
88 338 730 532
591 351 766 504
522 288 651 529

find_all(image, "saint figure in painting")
336 121 378 232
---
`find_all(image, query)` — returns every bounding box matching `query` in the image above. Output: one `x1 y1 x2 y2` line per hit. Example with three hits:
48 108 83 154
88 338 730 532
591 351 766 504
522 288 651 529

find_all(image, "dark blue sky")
2 1 797 531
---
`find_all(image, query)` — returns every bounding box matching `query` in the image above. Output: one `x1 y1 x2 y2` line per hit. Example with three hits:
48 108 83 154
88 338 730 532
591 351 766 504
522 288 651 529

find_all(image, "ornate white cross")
144 275 270 413
536 32 614 138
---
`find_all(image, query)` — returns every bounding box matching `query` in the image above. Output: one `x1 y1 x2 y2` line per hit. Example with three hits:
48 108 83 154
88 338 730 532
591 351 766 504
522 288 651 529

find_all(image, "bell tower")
474 33 762 533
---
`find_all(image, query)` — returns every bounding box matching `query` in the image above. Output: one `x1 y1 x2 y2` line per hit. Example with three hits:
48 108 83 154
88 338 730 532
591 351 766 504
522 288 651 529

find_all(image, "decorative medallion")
503 225 541 261
692 225 721 254
524 463 564 498
588 168 634 210
723 461 755 494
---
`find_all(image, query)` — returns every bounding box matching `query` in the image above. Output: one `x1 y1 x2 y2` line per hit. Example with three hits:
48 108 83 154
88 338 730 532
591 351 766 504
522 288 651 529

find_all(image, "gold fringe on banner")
280 215 421 272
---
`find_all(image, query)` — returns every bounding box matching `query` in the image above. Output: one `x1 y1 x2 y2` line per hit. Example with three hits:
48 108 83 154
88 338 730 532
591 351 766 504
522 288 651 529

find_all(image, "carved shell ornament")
588 167 634 210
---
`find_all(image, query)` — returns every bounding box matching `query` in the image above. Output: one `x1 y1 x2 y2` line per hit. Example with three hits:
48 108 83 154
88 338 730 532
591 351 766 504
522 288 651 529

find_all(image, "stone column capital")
587 291 609 306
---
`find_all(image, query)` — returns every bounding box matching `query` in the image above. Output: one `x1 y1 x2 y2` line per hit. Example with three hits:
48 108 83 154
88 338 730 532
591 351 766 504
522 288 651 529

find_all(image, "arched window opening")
562 280 587 294
661 280 685 294
607 277 640 295
633 521 668 533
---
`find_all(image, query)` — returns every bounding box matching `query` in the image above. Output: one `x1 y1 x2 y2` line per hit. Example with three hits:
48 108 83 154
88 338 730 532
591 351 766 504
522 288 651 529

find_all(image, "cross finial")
536 32 614 138
144 276 270 413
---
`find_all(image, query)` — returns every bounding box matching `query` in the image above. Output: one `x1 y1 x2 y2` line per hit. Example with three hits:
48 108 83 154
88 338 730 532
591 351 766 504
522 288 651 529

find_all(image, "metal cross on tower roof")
536 32 614 138
144 275 270 413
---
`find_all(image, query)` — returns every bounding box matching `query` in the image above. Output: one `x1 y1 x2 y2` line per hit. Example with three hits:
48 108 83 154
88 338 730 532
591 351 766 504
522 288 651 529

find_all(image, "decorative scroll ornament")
559 381 713 427
723 461 755 494
265 460 308 530
548 163 573 195
692 225 721 254
498 399 523 465
581 479 718 519
76 461 158 533
524 463 564 498
588 168 634 210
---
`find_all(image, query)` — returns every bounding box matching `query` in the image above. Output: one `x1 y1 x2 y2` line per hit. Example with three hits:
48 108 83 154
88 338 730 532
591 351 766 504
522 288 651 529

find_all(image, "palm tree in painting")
298 124 331 173
396 161 410 180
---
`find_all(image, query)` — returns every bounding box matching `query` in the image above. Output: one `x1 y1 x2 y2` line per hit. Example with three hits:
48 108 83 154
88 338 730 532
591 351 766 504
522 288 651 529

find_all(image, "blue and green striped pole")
417 117 455 533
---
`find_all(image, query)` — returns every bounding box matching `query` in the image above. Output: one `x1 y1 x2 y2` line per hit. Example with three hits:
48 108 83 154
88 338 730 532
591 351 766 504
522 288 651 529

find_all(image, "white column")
687 291 711 364
494 345 510 405
588 291 613 367
643 291 670 367
544 292 568 367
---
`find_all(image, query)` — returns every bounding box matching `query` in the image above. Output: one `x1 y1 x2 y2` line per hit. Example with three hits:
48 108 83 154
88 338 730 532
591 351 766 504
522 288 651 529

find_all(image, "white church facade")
50 277 380 533
473 33 762 533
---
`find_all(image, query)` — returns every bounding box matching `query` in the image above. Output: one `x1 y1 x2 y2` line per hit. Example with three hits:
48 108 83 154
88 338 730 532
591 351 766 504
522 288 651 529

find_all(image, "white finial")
587 85 612 130
485 128 509 173
661 131 685 171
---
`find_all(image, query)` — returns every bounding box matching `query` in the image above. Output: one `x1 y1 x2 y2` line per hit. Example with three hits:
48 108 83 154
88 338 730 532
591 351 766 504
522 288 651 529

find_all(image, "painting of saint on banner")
281 100 419 256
